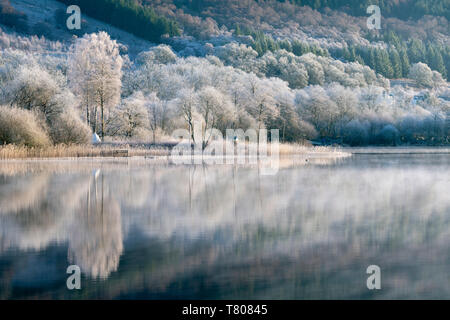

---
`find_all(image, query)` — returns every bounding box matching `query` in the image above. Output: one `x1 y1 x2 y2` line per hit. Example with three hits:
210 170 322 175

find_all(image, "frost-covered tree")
245 77 279 133
214 43 260 74
68 41 96 129
4 63 90 144
261 50 309 88
136 45 177 65
295 86 340 137
107 92 149 139
146 92 170 143
298 53 325 85
196 86 235 149
408 62 434 88
69 32 123 138
174 88 199 144
431 71 445 87
7 64 59 114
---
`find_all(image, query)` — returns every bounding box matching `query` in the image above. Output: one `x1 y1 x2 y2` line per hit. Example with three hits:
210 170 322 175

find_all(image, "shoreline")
342 146 450 154
0 143 350 160
1 144 449 161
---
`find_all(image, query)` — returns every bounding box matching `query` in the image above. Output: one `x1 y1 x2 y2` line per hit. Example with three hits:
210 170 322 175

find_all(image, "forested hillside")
177 0 449 19
0 0 448 148
280 0 449 19
143 0 450 81
56 0 180 41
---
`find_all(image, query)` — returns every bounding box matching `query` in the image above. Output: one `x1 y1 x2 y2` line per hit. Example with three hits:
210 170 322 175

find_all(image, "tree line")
0 31 448 148
332 35 449 81
278 0 449 20
235 24 328 57
233 24 449 81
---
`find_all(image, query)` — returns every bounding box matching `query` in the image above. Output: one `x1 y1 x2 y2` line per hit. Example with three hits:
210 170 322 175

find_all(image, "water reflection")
0 165 122 279
0 154 449 299
68 171 123 279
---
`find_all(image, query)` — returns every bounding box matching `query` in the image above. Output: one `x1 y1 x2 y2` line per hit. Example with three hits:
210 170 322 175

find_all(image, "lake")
0 150 449 299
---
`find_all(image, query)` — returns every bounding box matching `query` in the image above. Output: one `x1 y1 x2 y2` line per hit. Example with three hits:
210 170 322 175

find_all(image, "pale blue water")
0 152 449 299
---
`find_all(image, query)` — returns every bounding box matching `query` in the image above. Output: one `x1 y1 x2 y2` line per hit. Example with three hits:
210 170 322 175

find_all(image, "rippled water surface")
0 151 449 299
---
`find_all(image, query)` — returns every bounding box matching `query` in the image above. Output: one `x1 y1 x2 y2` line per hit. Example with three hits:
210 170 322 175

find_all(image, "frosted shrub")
106 92 150 139
8 65 59 113
408 63 434 88
298 120 319 140
4 64 92 145
50 110 91 145
137 45 177 65
0 105 51 147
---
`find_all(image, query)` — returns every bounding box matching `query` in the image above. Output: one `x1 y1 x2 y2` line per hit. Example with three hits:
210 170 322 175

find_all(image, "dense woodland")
0 0 448 148
56 0 181 41
283 0 449 18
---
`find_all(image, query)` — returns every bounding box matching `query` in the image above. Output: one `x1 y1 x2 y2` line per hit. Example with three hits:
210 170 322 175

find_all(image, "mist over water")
0 151 449 299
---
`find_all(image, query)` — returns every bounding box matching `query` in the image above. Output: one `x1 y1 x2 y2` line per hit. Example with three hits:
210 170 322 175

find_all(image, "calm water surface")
0 151 449 299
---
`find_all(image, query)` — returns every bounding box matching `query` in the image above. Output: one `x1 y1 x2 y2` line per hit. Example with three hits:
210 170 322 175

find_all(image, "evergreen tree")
56 0 180 42
342 47 351 61
369 48 377 71
384 31 401 49
427 46 447 79
235 23 242 36
389 48 403 79
375 48 394 78
408 38 426 64
398 48 410 78
279 39 292 52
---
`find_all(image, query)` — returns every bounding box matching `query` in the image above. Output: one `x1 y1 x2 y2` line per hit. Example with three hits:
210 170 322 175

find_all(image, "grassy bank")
0 144 170 159
0 143 350 160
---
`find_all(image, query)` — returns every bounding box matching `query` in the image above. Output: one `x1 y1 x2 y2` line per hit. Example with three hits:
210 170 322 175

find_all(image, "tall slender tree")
69 32 123 139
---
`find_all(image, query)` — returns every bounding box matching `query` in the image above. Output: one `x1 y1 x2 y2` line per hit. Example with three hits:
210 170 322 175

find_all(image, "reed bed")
277 143 348 156
0 143 349 160
0 144 170 159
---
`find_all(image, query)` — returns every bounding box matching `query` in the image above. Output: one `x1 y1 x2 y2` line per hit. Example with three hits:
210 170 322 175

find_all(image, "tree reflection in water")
0 155 449 299
68 171 123 279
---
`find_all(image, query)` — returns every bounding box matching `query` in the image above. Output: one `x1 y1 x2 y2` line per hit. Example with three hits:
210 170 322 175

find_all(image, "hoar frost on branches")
68 32 123 139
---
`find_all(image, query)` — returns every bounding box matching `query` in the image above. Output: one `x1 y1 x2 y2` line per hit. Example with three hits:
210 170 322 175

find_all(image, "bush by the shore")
0 105 51 147
0 104 91 147
49 109 91 145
